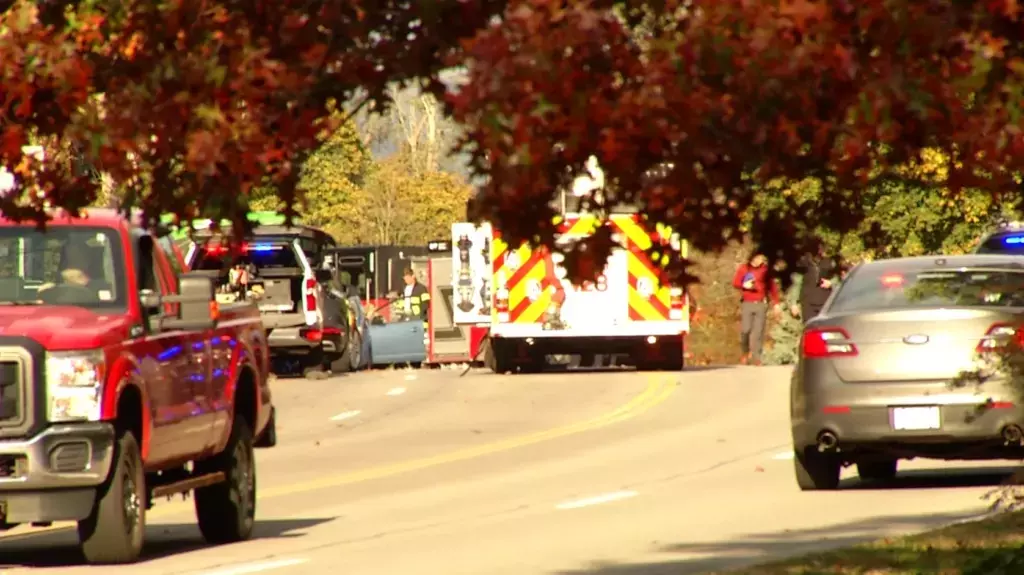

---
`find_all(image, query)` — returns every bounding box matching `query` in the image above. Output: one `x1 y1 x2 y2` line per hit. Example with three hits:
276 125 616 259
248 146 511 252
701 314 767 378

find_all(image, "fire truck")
452 159 691 373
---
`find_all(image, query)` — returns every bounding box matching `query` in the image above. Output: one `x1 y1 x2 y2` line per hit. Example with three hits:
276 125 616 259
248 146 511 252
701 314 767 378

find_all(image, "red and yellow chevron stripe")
609 215 689 322
490 213 688 325
491 233 558 324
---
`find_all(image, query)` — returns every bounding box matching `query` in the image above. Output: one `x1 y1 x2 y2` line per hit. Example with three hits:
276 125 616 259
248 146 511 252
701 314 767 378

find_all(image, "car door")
137 233 206 464
369 317 427 365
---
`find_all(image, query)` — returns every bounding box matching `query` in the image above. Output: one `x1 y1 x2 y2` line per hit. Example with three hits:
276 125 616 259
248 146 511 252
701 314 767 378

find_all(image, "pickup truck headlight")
47 351 105 422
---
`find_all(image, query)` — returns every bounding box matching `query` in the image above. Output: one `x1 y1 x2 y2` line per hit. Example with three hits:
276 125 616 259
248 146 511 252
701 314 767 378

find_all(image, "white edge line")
201 557 309 575
330 410 362 422
555 490 639 510
387 387 407 396
772 451 795 460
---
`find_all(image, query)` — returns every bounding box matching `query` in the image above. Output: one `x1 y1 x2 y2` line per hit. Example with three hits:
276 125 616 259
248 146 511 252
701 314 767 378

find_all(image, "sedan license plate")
890 406 941 431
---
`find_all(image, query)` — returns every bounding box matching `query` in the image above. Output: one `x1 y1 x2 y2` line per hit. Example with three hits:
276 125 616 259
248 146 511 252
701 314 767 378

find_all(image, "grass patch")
724 510 1024 575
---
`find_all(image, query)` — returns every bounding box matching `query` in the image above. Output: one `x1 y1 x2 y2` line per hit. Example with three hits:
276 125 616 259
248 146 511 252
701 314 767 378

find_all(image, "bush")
763 275 804 365
686 244 747 365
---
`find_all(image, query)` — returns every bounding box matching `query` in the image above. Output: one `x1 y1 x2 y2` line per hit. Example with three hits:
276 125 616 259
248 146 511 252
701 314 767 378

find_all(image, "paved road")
0 365 1016 575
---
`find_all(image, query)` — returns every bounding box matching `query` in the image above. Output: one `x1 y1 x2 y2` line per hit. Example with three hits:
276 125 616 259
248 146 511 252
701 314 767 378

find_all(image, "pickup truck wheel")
254 408 277 448
77 431 145 564
195 418 256 544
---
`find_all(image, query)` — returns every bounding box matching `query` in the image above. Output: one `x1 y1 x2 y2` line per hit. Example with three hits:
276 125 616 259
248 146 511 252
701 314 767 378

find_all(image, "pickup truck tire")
254 407 277 448
195 418 256 544
77 431 145 564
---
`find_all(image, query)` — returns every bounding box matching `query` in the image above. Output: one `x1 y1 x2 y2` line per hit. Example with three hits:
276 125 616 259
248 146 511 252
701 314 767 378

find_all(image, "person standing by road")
401 267 430 321
732 252 781 365
795 247 835 323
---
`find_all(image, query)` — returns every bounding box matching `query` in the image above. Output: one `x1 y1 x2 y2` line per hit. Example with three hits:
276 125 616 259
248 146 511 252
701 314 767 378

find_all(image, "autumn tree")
356 84 470 179
249 120 371 244
357 153 472 245
4 0 1024 282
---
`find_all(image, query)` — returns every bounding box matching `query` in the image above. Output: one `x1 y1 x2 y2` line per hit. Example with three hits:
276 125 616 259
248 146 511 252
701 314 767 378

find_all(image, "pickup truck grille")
0 361 21 425
0 348 33 438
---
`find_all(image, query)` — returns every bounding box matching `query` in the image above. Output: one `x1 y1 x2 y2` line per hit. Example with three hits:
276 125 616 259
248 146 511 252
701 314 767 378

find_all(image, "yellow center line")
0 374 678 544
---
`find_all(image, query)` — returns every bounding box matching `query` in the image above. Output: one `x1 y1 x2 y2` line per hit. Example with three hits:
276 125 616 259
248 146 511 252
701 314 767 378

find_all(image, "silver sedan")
791 254 1024 490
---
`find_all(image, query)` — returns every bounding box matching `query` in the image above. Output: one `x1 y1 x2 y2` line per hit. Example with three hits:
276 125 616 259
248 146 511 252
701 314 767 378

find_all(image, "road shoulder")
724 509 1024 574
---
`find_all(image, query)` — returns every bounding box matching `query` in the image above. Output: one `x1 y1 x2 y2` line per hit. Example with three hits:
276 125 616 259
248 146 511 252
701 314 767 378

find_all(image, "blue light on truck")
246 244 280 252
1003 235 1024 245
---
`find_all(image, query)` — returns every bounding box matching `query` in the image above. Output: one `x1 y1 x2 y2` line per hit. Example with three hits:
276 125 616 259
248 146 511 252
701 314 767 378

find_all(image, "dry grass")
723 511 1024 575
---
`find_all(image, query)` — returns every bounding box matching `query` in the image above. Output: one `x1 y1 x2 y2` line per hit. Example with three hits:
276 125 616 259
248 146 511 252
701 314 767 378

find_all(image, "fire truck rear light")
669 309 683 320
669 287 683 296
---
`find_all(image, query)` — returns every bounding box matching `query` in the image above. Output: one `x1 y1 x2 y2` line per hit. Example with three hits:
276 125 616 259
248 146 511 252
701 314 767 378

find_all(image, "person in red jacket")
732 252 781 365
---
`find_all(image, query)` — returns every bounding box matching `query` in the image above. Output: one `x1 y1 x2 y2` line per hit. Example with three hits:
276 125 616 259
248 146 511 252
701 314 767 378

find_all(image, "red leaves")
0 0 1022 286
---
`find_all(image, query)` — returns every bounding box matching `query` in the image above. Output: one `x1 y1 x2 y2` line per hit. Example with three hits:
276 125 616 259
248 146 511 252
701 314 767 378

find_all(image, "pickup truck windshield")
0 226 126 308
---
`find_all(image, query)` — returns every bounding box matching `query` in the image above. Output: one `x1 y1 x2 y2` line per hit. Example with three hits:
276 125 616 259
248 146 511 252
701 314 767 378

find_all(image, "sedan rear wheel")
794 448 841 491
857 459 898 483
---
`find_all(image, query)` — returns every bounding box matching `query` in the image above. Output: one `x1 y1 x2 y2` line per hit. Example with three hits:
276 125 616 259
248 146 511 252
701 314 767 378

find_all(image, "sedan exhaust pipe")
816 431 839 452
1002 425 1024 446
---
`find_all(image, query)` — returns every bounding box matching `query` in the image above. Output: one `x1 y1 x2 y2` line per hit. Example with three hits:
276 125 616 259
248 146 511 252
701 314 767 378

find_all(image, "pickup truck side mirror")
314 269 333 284
139 289 161 311
159 273 218 332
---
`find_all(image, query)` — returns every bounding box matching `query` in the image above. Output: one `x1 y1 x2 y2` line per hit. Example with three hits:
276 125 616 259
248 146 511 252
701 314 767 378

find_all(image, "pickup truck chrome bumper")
0 422 115 523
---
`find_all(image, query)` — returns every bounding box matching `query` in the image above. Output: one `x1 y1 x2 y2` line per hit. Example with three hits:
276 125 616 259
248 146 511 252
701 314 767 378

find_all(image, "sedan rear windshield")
830 268 1024 313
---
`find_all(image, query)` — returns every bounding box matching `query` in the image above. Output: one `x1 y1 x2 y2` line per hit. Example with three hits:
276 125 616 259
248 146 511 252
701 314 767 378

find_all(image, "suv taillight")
802 327 857 358
977 324 1024 353
305 278 317 312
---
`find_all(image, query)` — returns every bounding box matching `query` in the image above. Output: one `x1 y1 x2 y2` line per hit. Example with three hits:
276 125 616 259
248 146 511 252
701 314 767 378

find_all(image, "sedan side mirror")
160 273 218 332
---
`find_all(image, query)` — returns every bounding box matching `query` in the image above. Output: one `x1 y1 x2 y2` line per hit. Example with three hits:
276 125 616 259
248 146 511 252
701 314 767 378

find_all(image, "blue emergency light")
246 243 280 252
1003 235 1024 245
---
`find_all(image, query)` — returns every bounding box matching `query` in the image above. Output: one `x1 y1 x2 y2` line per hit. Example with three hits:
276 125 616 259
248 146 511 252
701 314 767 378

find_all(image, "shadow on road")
557 468 1015 575
555 511 989 575
0 516 335 568
844 465 1019 491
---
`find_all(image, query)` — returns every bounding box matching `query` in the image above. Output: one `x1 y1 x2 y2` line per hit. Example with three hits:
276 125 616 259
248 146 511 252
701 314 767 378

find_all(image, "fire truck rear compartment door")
554 249 629 329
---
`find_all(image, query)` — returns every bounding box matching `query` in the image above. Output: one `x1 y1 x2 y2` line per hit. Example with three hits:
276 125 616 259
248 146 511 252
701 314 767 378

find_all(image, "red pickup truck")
0 208 275 564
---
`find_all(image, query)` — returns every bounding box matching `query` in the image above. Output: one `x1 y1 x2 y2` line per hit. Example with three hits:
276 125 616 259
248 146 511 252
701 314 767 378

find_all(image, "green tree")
250 121 371 244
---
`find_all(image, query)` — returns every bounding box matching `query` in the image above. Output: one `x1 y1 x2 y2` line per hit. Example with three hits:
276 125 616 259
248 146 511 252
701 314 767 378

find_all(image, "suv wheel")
794 448 841 491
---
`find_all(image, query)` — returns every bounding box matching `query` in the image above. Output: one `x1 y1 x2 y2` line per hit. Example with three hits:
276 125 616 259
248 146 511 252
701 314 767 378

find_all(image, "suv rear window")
192 242 300 271
830 267 1024 313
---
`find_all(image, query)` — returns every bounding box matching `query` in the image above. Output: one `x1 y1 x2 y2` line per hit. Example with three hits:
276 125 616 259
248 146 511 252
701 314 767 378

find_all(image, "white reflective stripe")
293 239 319 326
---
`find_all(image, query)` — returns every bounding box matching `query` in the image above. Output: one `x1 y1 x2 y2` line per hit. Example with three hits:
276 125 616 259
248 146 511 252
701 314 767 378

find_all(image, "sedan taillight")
977 324 1024 353
802 327 858 358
